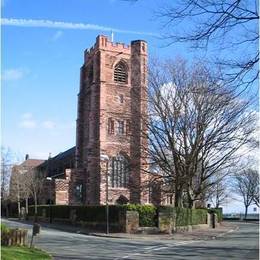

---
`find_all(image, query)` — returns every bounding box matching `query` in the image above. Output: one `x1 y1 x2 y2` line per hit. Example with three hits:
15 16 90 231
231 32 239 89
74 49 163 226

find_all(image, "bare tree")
24 168 44 218
157 0 259 90
205 177 230 208
9 166 45 219
144 58 256 208
1 147 14 217
252 187 259 207
233 168 259 219
9 165 23 217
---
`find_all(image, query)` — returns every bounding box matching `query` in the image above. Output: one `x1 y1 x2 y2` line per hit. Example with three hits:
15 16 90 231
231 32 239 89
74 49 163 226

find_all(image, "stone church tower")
72 35 148 205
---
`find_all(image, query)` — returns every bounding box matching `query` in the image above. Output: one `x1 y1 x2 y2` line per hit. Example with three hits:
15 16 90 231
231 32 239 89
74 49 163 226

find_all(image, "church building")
71 35 149 205
10 35 158 207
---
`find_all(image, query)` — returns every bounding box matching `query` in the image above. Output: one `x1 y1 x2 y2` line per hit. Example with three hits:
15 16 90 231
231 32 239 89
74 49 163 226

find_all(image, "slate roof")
37 146 75 169
50 146 75 161
19 159 46 168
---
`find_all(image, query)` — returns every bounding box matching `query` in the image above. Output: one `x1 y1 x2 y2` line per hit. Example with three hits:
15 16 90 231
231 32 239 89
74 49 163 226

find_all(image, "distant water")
223 213 259 220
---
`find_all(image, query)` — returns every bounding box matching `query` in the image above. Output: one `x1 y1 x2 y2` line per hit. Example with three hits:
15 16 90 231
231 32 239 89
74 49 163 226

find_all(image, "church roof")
19 159 45 168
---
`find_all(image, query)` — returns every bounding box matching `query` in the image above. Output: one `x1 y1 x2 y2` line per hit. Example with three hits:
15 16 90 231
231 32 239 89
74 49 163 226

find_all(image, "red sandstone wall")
74 35 149 205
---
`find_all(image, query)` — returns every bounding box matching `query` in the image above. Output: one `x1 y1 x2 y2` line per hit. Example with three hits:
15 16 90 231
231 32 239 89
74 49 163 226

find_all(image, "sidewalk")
5 218 238 241
90 222 239 241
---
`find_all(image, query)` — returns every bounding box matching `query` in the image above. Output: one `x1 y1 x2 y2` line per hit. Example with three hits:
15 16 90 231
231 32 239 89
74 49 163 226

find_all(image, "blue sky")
1 0 258 214
2 0 190 160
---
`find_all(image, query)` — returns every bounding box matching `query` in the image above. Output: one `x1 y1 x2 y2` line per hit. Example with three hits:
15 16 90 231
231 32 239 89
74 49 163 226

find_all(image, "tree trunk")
34 194 38 222
187 189 194 209
188 198 194 209
244 206 248 220
18 201 21 219
25 197 28 214
174 189 183 207
5 203 9 218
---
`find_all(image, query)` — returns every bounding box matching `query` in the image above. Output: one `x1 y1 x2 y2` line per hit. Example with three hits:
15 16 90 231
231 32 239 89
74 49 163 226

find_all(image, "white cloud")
42 121 56 129
19 113 37 129
2 68 27 81
19 119 37 129
21 113 33 119
52 30 63 41
18 113 74 132
1 18 158 36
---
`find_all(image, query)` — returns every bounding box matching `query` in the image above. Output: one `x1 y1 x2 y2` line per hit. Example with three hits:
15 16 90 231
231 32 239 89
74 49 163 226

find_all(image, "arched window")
111 155 129 188
114 61 128 84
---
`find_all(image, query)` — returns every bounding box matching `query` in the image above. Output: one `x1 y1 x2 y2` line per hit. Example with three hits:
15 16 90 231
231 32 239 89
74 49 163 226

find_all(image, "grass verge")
1 246 51 260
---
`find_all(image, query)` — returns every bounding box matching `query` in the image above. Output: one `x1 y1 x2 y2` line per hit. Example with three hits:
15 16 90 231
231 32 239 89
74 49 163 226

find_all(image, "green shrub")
28 205 121 223
175 208 191 226
191 209 208 225
208 208 223 222
1 223 10 245
73 205 120 223
176 208 207 226
1 223 9 234
123 204 157 227
28 205 48 217
51 205 70 219
28 204 158 226
158 206 208 226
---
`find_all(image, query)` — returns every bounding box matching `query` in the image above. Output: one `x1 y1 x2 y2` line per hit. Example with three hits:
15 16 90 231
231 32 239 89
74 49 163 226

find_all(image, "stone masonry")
72 35 149 205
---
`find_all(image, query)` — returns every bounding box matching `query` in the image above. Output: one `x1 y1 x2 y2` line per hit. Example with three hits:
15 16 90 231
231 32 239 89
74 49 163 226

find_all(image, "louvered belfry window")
114 61 128 84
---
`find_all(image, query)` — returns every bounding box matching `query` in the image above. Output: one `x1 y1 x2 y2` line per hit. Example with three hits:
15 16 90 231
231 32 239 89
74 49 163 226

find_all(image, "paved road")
2 219 259 259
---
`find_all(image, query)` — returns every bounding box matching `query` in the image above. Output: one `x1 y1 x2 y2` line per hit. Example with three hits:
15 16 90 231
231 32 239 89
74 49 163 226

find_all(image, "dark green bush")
175 208 208 226
28 205 51 217
7 203 18 218
28 204 212 227
51 205 70 219
208 208 223 222
159 206 208 226
28 205 121 223
73 205 120 223
191 209 208 225
1 223 10 245
123 204 157 227
1 223 9 233
175 208 191 226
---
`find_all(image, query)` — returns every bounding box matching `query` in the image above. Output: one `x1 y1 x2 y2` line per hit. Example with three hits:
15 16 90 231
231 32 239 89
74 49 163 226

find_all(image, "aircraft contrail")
1 18 158 37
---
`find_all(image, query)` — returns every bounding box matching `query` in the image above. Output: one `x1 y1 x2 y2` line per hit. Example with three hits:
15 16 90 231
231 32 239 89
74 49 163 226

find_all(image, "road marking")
216 226 240 238
116 240 197 259
143 246 159 250
151 246 169 251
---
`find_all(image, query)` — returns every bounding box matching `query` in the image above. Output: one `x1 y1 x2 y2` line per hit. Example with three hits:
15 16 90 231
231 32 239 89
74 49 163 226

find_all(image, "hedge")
1 223 9 234
122 204 157 227
28 204 157 226
158 206 208 226
208 208 223 222
27 205 221 227
28 205 121 223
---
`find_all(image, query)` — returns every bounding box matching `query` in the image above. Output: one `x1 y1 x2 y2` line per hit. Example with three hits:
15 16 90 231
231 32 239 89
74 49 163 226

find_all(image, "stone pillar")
158 211 175 234
214 213 220 227
207 213 216 228
119 210 139 233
